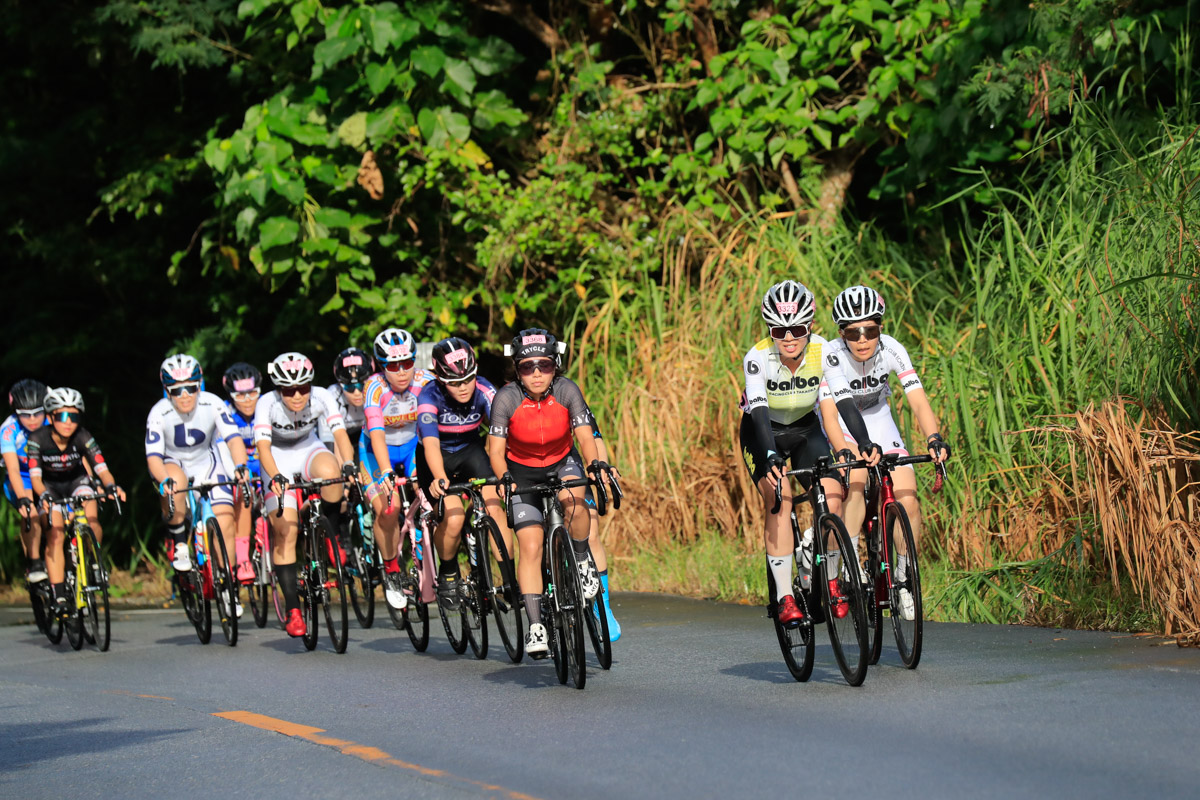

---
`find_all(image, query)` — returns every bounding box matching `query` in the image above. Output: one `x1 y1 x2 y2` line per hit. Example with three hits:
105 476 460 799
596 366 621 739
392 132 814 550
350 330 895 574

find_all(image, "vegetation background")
1 0 1197 638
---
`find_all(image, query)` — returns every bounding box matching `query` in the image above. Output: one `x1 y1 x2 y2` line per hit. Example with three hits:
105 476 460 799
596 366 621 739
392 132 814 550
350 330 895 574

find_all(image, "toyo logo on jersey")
767 375 820 392
775 301 799 314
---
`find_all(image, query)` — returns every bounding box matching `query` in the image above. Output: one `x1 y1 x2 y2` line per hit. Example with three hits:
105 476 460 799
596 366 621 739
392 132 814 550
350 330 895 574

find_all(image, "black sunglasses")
517 359 555 376
280 385 312 398
340 381 366 393
769 324 810 340
167 383 200 397
54 411 82 423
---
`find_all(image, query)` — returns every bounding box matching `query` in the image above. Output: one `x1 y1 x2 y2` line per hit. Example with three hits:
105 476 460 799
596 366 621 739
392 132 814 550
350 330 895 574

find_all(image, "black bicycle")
582 468 623 671
21 512 62 644
770 456 871 686
344 478 380 628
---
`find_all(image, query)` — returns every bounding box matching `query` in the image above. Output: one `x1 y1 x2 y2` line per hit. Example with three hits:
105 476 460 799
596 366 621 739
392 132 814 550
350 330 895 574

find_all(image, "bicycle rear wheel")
886 503 923 668
209 519 238 647
64 546 84 650
818 514 869 687
482 518 522 663
584 553 612 670
438 557 469 656
317 517 349 654
248 533 270 629
81 528 111 652
550 526 587 690
348 506 376 628
463 525 488 660
28 583 50 635
188 528 213 644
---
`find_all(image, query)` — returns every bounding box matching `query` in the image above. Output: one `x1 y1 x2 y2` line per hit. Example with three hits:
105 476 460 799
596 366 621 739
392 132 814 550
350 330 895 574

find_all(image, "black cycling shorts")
739 412 831 487
506 452 585 532
415 441 493 497
42 474 96 504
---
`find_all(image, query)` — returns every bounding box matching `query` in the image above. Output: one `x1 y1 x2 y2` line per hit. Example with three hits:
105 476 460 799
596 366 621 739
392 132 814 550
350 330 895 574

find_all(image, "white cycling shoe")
384 572 408 611
172 542 192 571
525 622 549 658
577 559 600 600
899 588 916 621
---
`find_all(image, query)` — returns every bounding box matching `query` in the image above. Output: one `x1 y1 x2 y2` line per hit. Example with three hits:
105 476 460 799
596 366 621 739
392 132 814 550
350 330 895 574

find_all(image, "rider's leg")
891 466 921 577
758 474 795 602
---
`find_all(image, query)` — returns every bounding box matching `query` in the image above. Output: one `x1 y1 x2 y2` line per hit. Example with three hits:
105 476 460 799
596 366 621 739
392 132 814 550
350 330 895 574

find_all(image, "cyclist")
146 355 251 599
255 352 358 638
741 280 880 629
487 328 605 658
220 362 263 581
577 406 622 640
415 337 502 610
2 379 49 583
821 285 951 619
26 388 126 619
361 328 434 611
319 347 371 453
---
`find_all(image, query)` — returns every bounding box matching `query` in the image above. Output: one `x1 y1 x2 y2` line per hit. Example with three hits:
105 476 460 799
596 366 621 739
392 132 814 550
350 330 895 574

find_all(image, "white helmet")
160 354 203 387
267 352 315 387
44 387 85 413
832 285 886 326
373 328 416 364
761 280 815 327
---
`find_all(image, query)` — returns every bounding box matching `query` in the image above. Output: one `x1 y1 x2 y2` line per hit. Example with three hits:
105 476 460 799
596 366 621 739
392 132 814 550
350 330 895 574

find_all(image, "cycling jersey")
740 334 852 425
253 387 345 449
416 377 496 454
1 414 48 480
318 383 367 448
26 426 109 483
489 377 591 468
224 401 259 471
363 370 433 447
145 392 241 473
818 334 923 411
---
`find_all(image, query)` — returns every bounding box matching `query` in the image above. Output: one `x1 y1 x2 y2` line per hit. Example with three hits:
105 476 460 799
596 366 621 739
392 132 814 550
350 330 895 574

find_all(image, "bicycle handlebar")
872 452 948 493
501 476 594 531
770 457 870 515
434 476 500 521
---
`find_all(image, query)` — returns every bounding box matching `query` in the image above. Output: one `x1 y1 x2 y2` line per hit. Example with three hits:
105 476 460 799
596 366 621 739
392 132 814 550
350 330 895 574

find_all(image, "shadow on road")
0 718 190 768
480 662 567 689
721 661 847 685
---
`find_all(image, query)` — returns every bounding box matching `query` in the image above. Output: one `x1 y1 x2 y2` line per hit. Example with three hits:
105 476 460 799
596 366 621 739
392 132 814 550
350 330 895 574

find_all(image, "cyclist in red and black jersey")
487 329 606 658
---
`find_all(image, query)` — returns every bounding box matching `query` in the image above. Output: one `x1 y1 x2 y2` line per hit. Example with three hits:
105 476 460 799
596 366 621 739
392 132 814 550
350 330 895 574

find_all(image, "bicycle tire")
397 526 431 650
437 562 469 656
550 526 587 690
770 540 814 682
818 514 869 686
208 519 238 647
248 535 270 629
81 528 111 652
584 553 612 670
482 517 522 663
886 503 923 668
64 542 83 650
28 583 50 635
463 525 488 660
187 525 213 644
299 558 319 652
316 517 349 654
45 605 63 645
348 503 376 627
866 518 885 666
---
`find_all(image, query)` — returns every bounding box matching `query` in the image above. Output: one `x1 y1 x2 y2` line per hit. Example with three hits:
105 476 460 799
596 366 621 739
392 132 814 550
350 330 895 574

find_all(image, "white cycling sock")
767 555 793 601
896 554 908 581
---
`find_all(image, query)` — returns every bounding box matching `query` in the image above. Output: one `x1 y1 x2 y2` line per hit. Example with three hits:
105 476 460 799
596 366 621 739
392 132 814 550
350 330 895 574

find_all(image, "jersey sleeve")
487 385 520 438
583 404 603 440
205 393 242 444
25 431 42 479
555 379 592 429
253 393 276 444
819 339 854 403
312 386 346 432
0 418 18 455
742 347 768 413
144 403 167 460
79 428 110 475
363 376 386 433
884 336 923 394
416 383 441 441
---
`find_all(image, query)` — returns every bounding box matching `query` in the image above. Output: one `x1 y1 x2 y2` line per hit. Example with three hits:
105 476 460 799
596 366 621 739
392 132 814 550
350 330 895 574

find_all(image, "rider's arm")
884 337 943 448
252 399 283 482
331 428 355 468
486 385 518 482
2 451 29 500
80 429 116 488
820 349 877 457
486 434 508 483
817 394 853 454
742 349 780 462
361 377 393 477
145 405 171 484
556 379 600 465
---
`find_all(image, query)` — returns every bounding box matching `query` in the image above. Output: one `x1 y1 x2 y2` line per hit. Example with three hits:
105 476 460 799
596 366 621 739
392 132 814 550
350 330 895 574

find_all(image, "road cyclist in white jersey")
255 351 359 638
820 285 951 618
361 327 434 611
319 347 371 452
740 280 881 628
146 355 253 607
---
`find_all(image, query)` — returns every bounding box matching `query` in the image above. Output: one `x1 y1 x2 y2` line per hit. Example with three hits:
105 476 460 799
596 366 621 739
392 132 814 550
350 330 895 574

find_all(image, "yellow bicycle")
53 489 119 652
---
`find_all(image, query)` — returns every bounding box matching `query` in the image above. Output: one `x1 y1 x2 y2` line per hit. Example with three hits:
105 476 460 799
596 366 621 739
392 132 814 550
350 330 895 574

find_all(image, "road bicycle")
503 473 605 690
19 512 62 644
382 476 435 652
235 479 277 629
433 477 522 661
275 474 351 653
167 478 245 646
344 478 380 628
862 453 946 669
770 456 871 686
50 487 120 652
582 469 623 671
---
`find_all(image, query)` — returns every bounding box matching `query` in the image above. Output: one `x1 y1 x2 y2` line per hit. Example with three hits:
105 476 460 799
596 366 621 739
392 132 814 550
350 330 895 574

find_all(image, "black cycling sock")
439 558 460 578
571 536 590 557
321 502 341 537
523 593 542 625
52 582 67 602
167 522 187 546
276 563 300 612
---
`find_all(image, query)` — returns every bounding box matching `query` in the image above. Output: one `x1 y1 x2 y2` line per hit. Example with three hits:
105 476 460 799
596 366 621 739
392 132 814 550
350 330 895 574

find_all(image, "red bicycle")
862 453 946 669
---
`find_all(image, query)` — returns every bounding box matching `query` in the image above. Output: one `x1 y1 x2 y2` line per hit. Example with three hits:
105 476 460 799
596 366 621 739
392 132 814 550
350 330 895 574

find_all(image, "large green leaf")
314 35 360 69
338 112 368 149
260 216 300 249
472 89 526 131
418 106 470 148
411 45 446 77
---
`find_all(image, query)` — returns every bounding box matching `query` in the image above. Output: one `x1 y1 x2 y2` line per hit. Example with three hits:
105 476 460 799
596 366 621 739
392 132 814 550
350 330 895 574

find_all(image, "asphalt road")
3 594 1198 799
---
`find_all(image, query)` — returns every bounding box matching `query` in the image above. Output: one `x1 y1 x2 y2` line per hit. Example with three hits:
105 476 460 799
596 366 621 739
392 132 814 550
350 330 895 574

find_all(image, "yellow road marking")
103 690 175 701
213 711 542 799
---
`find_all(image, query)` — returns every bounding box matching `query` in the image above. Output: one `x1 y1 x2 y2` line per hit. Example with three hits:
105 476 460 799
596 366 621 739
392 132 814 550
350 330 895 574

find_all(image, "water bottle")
795 527 814 591
194 525 208 567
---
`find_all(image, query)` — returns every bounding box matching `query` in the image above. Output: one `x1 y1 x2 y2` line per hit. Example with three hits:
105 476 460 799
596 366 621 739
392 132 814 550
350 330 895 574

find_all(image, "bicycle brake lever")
771 478 782 515
933 461 946 494
610 472 623 510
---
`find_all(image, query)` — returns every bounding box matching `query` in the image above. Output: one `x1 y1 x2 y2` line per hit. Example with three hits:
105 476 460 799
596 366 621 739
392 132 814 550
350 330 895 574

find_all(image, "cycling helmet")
160 354 203 387
373 328 416 364
832 285 886 326
9 379 47 411
505 328 565 363
333 347 373 384
267 352 315 387
761 280 816 327
44 387 85 413
222 362 262 394
431 337 478 381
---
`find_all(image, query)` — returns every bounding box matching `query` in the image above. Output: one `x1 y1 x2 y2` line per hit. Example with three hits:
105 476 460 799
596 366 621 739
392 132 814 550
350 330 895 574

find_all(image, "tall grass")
571 110 1200 634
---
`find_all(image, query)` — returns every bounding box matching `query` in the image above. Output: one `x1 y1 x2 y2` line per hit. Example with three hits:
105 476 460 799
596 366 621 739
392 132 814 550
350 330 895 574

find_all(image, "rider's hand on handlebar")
860 443 883 467
429 478 447 500
765 453 787 487
17 496 33 518
38 491 54 512
271 473 288 497
380 470 396 497
498 471 514 502
158 477 176 497
927 433 951 464
834 448 855 465
109 484 127 503
341 461 358 482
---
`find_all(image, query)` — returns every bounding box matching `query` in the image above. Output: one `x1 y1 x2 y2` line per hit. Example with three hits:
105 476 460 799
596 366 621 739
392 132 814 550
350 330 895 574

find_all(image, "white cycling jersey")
818 334 923 411
145 392 241 474
318 383 366 448
740 334 853 425
254 386 345 450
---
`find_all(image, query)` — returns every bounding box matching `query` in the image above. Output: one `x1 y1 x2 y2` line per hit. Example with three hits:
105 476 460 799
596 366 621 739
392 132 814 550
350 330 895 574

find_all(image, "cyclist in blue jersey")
221 362 263 581
415 338 503 609
3 380 50 583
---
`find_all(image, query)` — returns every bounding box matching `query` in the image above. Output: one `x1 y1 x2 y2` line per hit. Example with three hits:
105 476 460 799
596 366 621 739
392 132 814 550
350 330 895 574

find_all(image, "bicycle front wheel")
64 545 84 651
437 561 469 656
482 518 522 662
317 517 349 654
81 528 111 652
209 519 238 647
584 553 613 670
550 526 587 690
866 522 885 666
348 506 376 628
463 525 488 660
886 503 923 668
188 529 213 644
818 514 869 687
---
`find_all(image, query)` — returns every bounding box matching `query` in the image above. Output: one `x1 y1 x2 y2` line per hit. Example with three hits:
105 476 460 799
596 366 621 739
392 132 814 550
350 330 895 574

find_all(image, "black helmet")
9 379 47 411
506 328 564 363
333 347 373 384
431 338 478 381
223 362 262 395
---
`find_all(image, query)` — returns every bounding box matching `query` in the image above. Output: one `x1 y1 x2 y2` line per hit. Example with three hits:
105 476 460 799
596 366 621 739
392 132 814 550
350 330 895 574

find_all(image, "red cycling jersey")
488 377 590 468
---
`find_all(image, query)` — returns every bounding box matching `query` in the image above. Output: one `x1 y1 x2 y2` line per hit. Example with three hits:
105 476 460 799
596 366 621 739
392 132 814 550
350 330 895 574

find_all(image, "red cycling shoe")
778 594 805 626
284 608 307 637
829 579 849 619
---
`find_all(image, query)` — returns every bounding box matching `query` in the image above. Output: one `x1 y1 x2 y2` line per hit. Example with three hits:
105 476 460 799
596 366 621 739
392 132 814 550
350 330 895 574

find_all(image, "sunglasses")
384 360 416 372
841 324 881 342
769 324 810 340
232 389 260 401
167 383 201 397
340 381 366 393
15 409 44 418
440 375 476 389
280 385 312 397
54 411 82 423
517 358 556 376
